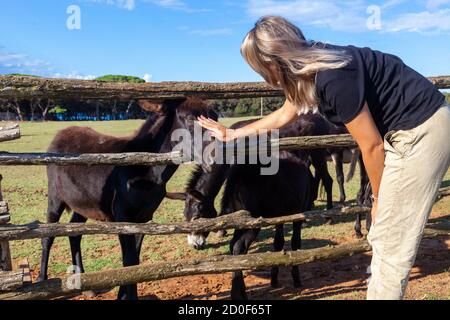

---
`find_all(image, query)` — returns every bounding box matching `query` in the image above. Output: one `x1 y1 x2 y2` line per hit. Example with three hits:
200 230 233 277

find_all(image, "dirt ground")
67 220 449 301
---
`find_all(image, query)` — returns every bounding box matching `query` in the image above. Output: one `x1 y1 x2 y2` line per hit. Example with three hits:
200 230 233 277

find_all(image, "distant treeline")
0 74 448 121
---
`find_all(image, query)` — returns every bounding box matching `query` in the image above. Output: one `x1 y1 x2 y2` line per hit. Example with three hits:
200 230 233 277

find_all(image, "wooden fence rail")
0 207 371 241
0 135 357 166
0 226 447 300
1 75 449 101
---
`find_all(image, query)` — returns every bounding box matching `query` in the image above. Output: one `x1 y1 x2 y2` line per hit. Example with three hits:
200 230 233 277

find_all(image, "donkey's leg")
356 156 369 206
291 221 303 288
355 157 369 238
37 195 66 282
117 234 139 300
230 228 260 300
311 151 333 210
332 151 346 205
270 224 285 288
69 212 87 274
69 213 99 297
355 213 363 239
135 234 145 262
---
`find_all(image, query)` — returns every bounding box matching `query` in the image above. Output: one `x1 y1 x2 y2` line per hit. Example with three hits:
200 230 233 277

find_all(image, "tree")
5 73 40 77
94 75 145 120
95 75 145 84
34 98 55 120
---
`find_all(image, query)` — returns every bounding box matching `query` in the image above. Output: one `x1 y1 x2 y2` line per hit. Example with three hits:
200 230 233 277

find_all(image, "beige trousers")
367 103 450 300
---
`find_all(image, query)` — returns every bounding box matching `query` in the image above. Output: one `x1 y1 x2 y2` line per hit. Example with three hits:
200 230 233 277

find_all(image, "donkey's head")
138 98 218 172
166 190 217 250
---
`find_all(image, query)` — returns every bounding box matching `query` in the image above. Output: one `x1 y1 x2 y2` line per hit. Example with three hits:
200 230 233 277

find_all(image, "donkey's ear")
137 100 166 114
189 190 205 202
165 192 187 201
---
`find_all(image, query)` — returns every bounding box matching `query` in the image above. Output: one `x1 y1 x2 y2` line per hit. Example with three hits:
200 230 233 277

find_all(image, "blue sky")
1 0 449 82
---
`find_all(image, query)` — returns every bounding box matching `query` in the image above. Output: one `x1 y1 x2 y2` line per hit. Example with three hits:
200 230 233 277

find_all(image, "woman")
197 16 450 300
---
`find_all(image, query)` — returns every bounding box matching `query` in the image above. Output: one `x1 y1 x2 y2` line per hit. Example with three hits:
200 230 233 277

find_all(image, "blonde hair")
241 16 351 114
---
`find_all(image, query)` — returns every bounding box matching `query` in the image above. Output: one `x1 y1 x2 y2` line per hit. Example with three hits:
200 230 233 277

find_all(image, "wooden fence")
0 75 449 300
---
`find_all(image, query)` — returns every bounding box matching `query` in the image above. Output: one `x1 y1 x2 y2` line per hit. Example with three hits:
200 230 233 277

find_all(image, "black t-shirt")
315 43 445 136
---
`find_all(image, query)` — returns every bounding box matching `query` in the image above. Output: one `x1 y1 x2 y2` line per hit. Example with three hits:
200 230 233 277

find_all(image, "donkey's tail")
346 149 360 183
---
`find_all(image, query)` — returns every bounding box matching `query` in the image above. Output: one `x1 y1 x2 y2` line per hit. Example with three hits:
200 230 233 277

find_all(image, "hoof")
82 290 97 298
293 280 302 289
270 279 279 288
231 292 248 300
355 232 364 239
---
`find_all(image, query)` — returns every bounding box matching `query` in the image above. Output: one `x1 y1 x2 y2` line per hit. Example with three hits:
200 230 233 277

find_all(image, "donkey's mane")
178 97 212 113
186 165 204 193
134 111 165 139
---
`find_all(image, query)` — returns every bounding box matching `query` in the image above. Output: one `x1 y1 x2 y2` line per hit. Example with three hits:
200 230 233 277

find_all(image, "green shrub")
95 75 145 84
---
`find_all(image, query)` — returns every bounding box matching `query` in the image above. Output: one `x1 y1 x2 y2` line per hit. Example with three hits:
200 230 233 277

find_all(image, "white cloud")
53 71 97 80
384 8 450 34
426 0 450 10
0 49 53 75
381 0 407 9
143 73 153 82
82 0 135 11
246 0 368 32
245 0 450 34
145 0 211 13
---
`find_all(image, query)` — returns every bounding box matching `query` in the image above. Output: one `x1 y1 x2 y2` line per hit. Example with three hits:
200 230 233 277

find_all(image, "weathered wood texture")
0 231 12 272
274 134 356 150
12 258 31 285
0 206 371 241
0 76 282 101
439 186 450 198
0 270 23 292
1 75 449 101
0 124 20 143
0 135 356 166
0 151 184 166
0 174 12 272
0 226 447 300
0 212 11 271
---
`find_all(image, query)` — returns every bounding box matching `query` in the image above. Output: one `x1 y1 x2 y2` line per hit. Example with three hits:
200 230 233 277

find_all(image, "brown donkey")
39 98 217 300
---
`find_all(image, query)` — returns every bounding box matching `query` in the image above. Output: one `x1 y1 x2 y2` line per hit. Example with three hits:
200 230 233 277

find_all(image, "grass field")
0 119 448 300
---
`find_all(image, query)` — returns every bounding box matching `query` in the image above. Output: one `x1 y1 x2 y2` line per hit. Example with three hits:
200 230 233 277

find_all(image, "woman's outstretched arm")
197 99 299 141
345 103 385 223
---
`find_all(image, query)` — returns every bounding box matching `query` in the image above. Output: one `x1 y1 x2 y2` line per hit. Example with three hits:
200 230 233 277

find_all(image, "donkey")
39 98 217 300
219 150 313 299
321 120 373 237
283 113 335 210
167 115 333 249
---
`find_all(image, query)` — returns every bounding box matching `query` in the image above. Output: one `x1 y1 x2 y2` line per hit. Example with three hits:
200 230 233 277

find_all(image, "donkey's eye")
186 115 196 122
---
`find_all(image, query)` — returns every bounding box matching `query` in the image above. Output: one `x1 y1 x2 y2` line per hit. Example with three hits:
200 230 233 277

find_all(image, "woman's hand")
197 116 236 142
197 99 299 142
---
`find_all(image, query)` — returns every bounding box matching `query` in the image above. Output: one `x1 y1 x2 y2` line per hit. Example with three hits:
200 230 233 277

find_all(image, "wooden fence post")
0 175 12 271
